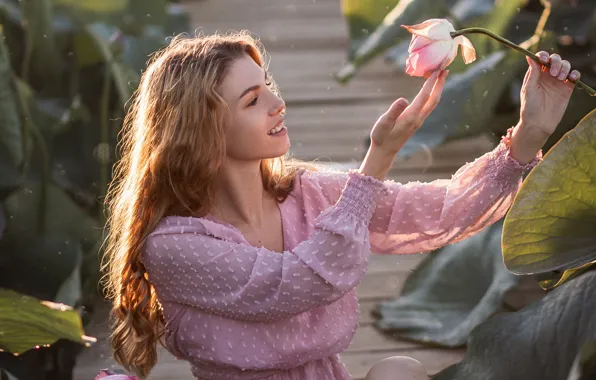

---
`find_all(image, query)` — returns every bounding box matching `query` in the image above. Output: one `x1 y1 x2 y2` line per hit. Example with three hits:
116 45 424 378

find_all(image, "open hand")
370 70 448 154
519 51 581 139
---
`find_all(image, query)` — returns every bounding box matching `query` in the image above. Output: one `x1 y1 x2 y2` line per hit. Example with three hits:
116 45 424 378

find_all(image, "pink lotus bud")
401 19 476 78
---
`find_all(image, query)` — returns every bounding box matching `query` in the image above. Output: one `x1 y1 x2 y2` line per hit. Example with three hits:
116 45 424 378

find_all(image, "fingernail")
570 73 577 80
539 54 548 62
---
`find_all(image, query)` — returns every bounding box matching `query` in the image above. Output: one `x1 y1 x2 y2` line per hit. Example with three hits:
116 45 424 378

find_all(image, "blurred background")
0 0 595 379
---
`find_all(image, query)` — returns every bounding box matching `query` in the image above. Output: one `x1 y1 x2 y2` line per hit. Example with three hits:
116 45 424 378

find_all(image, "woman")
102 31 579 380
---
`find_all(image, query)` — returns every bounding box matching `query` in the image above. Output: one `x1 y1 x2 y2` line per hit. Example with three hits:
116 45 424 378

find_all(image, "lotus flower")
401 19 476 78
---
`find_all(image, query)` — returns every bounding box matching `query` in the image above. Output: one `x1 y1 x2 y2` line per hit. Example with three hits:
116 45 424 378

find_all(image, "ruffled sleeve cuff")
334 170 389 223
489 126 543 182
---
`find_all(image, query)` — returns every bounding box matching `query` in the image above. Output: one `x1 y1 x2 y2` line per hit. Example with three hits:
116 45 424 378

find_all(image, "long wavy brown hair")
102 31 314 378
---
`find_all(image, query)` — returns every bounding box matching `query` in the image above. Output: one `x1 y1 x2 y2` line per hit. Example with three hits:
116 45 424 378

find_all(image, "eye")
248 96 258 107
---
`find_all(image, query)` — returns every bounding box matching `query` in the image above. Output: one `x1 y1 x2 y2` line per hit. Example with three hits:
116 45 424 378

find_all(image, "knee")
364 356 429 380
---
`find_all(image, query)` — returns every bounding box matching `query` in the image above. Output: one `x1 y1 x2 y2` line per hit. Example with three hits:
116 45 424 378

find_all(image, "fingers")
421 70 448 116
408 71 441 113
569 70 581 82
548 54 563 77
384 98 410 121
535 51 581 83
525 56 541 87
557 60 571 81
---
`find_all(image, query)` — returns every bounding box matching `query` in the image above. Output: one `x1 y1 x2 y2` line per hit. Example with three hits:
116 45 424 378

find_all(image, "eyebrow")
237 84 260 101
237 71 269 100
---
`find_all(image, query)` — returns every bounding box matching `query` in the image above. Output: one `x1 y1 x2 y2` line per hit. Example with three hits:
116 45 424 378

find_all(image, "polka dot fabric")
141 139 541 379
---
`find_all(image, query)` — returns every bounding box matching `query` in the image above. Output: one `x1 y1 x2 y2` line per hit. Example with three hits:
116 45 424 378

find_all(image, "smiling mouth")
268 121 286 135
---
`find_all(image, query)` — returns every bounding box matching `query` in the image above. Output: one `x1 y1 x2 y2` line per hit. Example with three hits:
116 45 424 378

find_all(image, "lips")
268 118 285 135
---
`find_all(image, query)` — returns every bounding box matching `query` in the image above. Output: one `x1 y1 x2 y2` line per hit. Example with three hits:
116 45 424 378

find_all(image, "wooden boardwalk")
73 0 544 379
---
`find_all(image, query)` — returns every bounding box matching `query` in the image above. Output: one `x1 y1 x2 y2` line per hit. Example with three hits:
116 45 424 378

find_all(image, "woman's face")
220 54 289 161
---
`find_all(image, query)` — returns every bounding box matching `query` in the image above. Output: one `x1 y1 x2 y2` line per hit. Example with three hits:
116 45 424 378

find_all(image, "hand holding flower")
508 51 580 164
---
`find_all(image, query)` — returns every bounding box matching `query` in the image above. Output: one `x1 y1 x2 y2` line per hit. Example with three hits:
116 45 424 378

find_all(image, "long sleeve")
304 133 542 254
141 172 387 323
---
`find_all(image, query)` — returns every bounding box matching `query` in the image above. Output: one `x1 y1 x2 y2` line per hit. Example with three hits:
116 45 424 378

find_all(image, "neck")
212 158 272 227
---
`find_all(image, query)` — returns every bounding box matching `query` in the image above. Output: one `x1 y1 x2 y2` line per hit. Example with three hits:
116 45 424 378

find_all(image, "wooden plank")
359 299 380 326
347 326 418 353
368 253 427 274
341 348 466 379
357 271 408 300
181 0 349 50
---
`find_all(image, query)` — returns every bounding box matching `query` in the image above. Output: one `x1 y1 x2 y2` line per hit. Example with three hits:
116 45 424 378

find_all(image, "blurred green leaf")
2 182 99 252
0 27 24 171
335 0 446 83
0 182 100 300
54 0 127 14
53 244 83 307
20 0 64 81
539 261 596 290
76 22 139 104
341 0 399 60
375 220 518 347
0 369 19 380
0 205 5 240
502 108 596 275
568 340 596 380
0 288 95 354
433 271 596 380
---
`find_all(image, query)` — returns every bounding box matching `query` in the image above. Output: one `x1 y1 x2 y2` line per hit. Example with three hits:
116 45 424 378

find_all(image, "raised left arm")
305 134 540 255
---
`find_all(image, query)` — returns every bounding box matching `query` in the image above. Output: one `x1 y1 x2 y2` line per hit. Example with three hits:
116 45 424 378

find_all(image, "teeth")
268 124 284 135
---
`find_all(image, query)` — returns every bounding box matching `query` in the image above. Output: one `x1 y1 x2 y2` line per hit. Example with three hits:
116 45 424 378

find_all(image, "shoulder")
142 216 244 264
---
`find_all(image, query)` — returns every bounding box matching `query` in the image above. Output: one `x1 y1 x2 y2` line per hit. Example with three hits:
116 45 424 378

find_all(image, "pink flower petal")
401 19 455 41
408 35 434 53
454 35 477 64
439 43 459 71
405 40 454 77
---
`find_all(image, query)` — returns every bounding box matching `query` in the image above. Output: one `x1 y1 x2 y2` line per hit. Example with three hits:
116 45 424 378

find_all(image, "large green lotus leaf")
341 0 399 60
502 108 596 275
374 219 519 347
0 288 95 354
0 183 100 300
432 271 596 380
0 27 23 197
2 182 99 252
20 0 64 81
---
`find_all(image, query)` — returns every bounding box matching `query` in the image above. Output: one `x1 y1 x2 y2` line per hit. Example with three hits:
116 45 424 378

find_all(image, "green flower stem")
451 28 596 97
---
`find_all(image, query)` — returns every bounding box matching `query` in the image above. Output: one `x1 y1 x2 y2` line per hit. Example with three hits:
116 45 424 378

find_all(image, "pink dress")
141 137 541 380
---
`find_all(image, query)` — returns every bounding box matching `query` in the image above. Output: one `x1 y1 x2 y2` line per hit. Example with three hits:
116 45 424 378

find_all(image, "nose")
270 96 286 116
